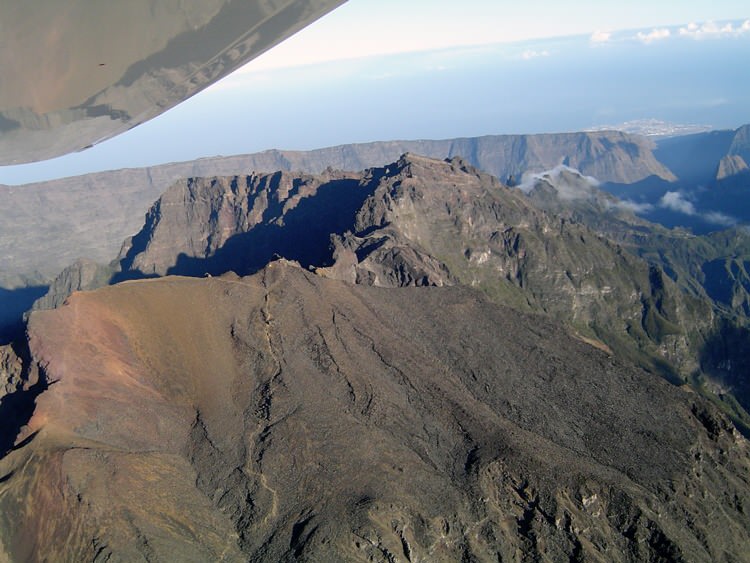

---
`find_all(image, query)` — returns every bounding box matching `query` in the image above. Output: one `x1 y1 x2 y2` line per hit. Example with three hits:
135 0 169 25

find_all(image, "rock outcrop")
1 263 748 561
728 124 750 165
31 258 113 312
716 155 749 181
115 168 361 278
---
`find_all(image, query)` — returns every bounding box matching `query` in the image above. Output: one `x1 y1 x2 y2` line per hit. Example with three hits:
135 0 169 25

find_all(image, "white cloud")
658 192 737 226
703 211 737 226
521 49 550 60
679 19 750 38
516 165 599 199
615 199 654 214
636 28 671 43
660 191 696 215
590 30 611 43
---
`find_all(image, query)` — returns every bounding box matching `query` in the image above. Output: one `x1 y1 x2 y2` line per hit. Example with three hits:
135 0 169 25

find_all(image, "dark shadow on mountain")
699 320 750 421
639 209 710 234
716 169 750 190
0 340 47 458
0 285 48 345
702 259 729 304
165 177 376 277
109 268 160 285
698 180 750 225
116 209 158 276
602 175 675 203
655 130 735 185
0 381 44 455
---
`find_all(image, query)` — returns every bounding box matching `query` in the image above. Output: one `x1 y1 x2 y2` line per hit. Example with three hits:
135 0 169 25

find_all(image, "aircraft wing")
0 0 347 165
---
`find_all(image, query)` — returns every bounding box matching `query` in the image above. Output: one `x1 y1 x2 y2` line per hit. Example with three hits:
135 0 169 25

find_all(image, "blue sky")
1 0 748 185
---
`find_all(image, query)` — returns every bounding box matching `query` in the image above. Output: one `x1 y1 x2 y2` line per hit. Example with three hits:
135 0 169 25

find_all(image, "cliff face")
716 155 749 180
31 258 113 312
728 124 750 165
1 263 748 561
443 131 675 184
116 168 361 278
653 124 750 185
1 130 673 287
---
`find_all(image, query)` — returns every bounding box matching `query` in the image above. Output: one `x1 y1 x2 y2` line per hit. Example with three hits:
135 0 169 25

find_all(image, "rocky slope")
0 130 672 288
515 166 750 421
716 155 749 181
518 165 750 303
1 263 749 561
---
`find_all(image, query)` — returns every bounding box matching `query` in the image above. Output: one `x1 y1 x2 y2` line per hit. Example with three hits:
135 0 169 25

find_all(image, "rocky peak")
729 123 750 163
716 154 749 180
315 156 707 377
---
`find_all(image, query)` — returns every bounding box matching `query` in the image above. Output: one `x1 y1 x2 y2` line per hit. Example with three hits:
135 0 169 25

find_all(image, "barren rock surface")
1 263 748 561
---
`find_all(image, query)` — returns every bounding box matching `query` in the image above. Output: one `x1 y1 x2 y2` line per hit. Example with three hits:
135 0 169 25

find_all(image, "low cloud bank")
637 28 671 44
659 190 737 226
515 167 738 228
679 20 750 39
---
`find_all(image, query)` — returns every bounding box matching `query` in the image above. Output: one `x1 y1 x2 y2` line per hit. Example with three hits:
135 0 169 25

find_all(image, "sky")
1 0 749 185
246 0 750 70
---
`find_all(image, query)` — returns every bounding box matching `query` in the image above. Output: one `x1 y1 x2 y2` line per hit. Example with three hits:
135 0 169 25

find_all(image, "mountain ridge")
0 130 674 287
38 154 712 384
